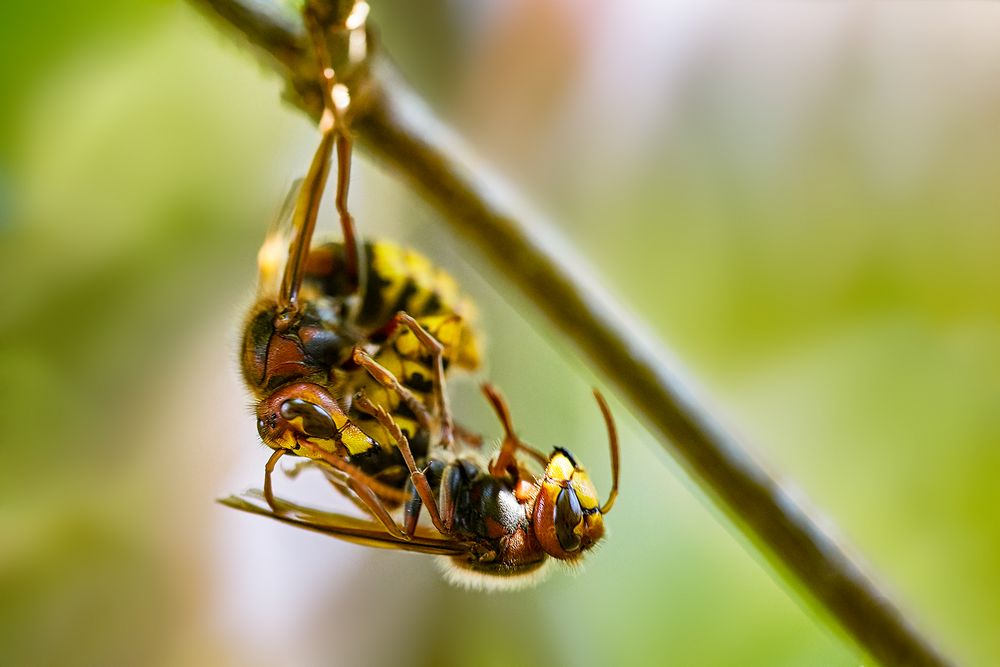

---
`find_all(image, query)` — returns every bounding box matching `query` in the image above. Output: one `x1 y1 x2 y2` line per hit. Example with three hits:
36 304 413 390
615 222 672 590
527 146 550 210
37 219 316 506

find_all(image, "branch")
190 2 953 665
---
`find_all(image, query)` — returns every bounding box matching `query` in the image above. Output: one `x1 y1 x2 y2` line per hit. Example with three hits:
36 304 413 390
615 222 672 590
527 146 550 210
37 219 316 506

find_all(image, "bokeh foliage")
1 2 998 665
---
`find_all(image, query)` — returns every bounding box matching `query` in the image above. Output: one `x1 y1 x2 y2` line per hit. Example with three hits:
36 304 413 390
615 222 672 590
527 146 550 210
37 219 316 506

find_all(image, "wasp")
225 1 621 587
237 1 478 520
226 369 620 588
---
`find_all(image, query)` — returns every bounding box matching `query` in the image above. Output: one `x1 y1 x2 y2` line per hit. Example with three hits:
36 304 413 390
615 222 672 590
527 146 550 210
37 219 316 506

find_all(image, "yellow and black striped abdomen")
360 242 479 367
304 240 480 370
351 312 474 449
302 239 480 460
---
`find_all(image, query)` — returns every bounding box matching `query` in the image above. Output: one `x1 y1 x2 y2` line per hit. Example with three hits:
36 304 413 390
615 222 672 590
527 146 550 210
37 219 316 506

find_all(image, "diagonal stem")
189 2 953 665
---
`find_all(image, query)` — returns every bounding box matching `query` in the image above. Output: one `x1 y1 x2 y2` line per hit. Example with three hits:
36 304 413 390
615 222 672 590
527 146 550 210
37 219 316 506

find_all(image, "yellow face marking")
572 473 601 511
546 454 575 482
338 422 378 456
277 405 378 458
272 431 298 451
296 424 374 457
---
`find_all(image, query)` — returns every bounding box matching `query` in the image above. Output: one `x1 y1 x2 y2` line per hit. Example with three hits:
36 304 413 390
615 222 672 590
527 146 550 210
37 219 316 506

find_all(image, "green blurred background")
2 1 999 665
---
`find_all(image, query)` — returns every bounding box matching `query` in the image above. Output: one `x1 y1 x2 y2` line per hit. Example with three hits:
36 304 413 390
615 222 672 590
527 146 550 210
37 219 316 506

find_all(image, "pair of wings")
219 490 469 557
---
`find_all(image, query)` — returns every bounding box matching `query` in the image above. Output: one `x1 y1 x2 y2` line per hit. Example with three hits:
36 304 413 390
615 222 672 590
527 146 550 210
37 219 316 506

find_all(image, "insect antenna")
593 389 620 515
482 383 547 479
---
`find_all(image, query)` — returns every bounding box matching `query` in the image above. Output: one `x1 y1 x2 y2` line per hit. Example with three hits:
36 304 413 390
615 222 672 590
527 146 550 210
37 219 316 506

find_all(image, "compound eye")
555 487 584 553
280 398 339 439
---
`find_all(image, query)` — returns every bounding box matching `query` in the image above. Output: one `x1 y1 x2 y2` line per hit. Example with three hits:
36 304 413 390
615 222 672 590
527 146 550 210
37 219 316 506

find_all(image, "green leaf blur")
1 2 997 665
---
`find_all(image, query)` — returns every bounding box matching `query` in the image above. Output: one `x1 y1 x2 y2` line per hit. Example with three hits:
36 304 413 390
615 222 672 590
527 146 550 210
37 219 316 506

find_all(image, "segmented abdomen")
303 240 480 469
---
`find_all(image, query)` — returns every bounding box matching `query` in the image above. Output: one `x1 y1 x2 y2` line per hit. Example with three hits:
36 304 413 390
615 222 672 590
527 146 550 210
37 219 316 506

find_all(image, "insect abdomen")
301 239 480 460
360 242 465 327
305 240 480 369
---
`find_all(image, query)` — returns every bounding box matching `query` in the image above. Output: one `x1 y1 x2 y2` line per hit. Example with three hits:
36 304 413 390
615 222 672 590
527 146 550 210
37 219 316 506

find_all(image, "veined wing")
256 178 303 299
219 490 468 556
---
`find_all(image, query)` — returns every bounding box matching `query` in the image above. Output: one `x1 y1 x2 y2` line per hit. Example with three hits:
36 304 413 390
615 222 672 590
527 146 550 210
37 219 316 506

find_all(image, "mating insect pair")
223 0 619 588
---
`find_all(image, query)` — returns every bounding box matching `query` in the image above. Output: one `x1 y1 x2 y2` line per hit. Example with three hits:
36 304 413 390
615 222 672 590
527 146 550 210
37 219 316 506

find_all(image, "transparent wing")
256 178 304 299
219 490 468 557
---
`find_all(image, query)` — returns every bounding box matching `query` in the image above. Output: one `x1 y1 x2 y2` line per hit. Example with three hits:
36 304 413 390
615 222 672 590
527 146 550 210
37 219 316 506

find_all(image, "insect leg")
263 448 287 512
275 6 359 327
453 422 484 449
402 486 423 535
352 347 436 434
278 434 417 542
392 311 455 449
274 94 335 324
343 476 410 540
481 383 548 479
401 458 444 535
290 435 409 504
438 461 465 534
265 440 409 538
286 459 383 518
302 7 365 301
354 393 450 537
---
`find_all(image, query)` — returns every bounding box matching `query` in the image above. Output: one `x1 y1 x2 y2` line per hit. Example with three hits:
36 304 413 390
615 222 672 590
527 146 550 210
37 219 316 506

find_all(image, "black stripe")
358 244 389 327
420 290 443 317
394 401 417 422
388 278 420 323
404 369 433 394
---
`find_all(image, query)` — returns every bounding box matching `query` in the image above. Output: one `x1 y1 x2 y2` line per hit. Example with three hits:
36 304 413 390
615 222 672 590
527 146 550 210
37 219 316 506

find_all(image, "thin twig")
189 2 953 665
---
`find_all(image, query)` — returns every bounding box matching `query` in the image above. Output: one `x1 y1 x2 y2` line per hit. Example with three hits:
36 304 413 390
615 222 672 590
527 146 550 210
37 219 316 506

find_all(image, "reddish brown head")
530 391 620 561
255 381 377 458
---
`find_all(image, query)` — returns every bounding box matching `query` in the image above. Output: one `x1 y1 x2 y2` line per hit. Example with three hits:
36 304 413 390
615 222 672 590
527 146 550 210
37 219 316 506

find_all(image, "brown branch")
189 2 954 665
